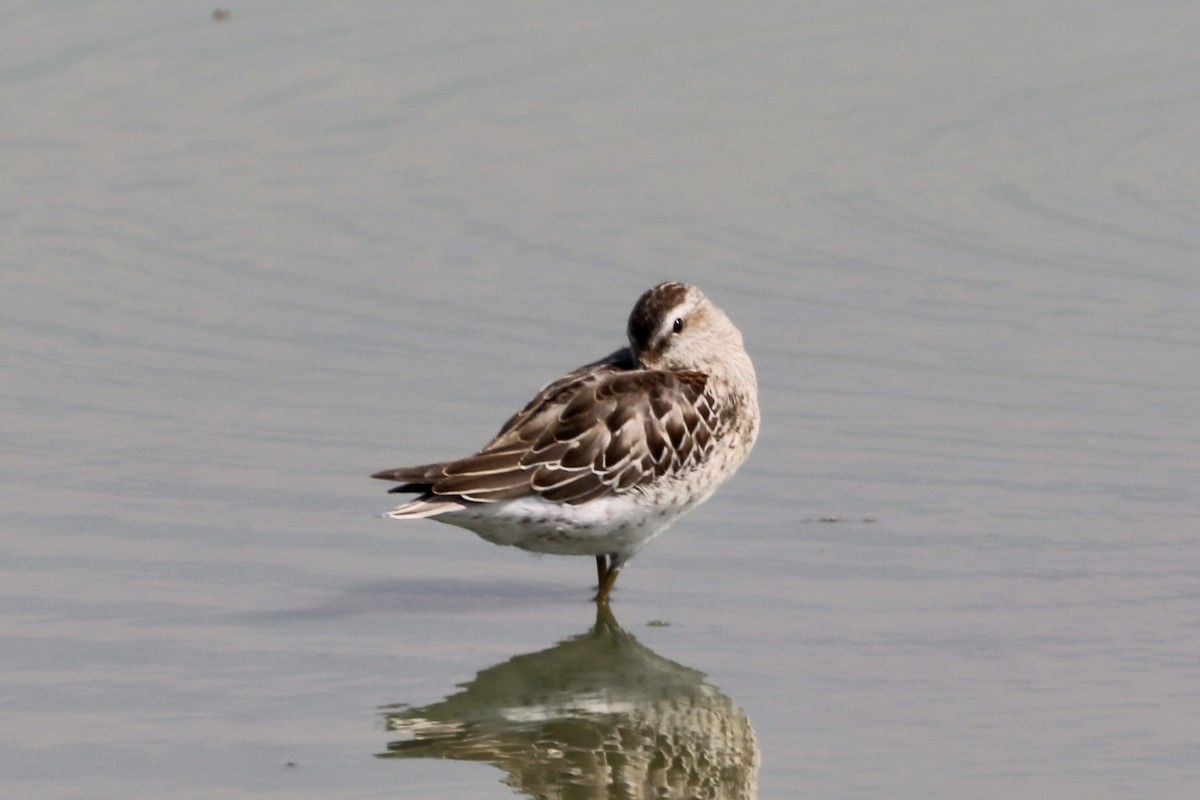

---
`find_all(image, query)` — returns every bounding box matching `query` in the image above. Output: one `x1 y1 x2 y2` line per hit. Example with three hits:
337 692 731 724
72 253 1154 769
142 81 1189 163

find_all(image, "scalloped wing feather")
383 365 715 507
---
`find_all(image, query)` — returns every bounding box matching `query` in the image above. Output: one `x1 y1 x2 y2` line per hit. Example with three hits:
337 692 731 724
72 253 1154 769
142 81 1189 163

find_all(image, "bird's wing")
491 347 636 439
383 365 717 506
371 349 633 492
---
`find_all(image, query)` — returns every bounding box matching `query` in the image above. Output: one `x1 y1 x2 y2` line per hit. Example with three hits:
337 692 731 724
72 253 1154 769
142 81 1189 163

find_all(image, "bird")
372 281 759 603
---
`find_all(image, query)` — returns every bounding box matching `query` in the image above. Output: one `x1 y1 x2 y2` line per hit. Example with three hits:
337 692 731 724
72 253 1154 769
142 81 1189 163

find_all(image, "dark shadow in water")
377 605 759 799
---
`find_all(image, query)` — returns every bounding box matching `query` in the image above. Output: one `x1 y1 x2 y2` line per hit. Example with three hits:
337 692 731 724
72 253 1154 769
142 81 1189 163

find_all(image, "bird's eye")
672 317 684 334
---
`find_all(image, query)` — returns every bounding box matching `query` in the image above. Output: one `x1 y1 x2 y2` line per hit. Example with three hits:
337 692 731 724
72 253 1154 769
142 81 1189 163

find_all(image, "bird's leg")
594 554 622 604
595 554 609 588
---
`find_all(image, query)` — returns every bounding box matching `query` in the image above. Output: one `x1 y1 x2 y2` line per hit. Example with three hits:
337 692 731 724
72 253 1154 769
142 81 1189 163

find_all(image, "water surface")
3 2 1198 798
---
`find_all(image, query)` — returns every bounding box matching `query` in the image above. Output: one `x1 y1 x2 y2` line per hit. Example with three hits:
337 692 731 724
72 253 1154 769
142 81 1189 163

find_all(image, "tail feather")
383 496 465 519
371 463 446 485
373 462 466 519
387 482 430 495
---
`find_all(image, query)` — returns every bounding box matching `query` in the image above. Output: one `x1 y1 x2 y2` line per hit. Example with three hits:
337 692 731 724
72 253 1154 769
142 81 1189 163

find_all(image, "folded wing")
373 358 718 509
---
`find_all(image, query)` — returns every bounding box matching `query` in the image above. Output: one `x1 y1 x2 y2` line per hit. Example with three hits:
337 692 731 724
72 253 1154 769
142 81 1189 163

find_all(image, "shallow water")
3 2 1199 798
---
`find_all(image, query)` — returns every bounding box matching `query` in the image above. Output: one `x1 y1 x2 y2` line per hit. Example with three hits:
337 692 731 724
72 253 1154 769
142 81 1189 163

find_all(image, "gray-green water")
3 2 1198 798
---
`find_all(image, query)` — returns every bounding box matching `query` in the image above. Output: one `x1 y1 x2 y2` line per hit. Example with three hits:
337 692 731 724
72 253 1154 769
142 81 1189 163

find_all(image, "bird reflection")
378 606 759 799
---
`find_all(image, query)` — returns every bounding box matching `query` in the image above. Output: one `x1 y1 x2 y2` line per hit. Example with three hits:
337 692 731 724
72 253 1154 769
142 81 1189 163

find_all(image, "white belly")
436 494 697 558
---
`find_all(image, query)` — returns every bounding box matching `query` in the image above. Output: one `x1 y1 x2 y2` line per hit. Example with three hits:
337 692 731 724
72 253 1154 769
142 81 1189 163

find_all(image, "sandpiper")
373 281 759 602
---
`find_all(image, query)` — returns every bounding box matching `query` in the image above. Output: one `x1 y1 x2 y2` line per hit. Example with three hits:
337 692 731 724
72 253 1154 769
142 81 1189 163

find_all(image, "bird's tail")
382 497 465 519
371 463 443 491
372 463 465 519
